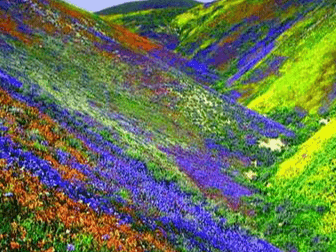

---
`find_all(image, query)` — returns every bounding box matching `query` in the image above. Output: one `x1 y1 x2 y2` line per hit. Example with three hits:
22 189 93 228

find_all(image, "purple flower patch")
66 244 75 251
328 83 336 102
162 145 252 200
246 134 258 145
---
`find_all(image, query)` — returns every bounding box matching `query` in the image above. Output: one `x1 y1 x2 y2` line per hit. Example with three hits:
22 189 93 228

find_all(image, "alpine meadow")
1 0 336 251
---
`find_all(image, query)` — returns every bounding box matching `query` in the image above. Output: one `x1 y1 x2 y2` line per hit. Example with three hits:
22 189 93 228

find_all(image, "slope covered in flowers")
0 0 293 251
105 0 336 116
104 0 325 78
1 0 335 251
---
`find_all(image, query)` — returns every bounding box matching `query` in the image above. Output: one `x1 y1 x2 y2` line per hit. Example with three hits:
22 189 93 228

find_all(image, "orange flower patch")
78 29 101 43
44 154 87 182
43 247 55 252
0 168 175 252
57 16 76 36
0 88 175 251
10 241 20 250
26 0 100 45
0 88 89 182
0 10 33 45
48 0 97 30
218 29 242 46
5 122 87 183
93 47 118 61
109 24 162 53
211 0 290 27
0 88 94 166
0 158 6 168
42 22 58 36
49 1 86 21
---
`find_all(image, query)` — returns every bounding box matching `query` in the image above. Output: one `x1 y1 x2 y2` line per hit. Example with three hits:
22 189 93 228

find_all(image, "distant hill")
100 8 185 50
104 0 336 116
95 0 201 15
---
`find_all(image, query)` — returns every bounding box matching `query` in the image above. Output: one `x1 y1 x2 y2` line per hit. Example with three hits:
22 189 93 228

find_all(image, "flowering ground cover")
0 47 282 252
106 0 336 119
1 0 336 251
105 0 327 86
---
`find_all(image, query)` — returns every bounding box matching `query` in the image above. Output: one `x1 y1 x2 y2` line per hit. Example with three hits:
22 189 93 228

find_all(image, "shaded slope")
101 8 185 50
95 0 201 15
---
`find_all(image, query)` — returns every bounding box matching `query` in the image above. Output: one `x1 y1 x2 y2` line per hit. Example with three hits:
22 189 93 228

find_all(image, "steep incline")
94 0 336 251
103 0 334 113
0 0 297 251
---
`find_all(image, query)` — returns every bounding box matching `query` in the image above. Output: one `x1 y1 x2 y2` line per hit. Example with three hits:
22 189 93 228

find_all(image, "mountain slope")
101 8 185 50
248 117 336 251
2 0 336 251
243 1 336 115
103 0 334 114
0 0 297 251
95 0 201 15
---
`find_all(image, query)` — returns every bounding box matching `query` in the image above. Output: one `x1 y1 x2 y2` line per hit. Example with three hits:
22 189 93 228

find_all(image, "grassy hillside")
241 1 336 115
1 0 336 251
103 0 334 107
0 0 296 251
244 115 336 251
101 8 185 50
95 0 201 15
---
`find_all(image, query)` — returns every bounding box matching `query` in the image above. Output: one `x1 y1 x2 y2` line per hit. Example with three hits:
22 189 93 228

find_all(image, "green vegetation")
102 7 188 35
3 0 336 250
95 0 201 15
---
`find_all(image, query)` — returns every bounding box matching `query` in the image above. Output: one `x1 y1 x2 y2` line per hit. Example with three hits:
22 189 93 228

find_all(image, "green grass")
228 116 336 251
229 3 336 116
102 7 189 35
95 0 201 15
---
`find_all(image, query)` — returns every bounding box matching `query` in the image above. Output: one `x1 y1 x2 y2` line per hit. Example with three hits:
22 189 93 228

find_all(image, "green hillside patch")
248 33 336 114
244 4 336 115
0 35 204 199
244 119 336 251
102 8 188 35
4 0 336 251
96 0 201 15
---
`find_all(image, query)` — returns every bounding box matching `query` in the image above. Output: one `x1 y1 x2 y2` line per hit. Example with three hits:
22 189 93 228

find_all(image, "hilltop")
95 0 201 15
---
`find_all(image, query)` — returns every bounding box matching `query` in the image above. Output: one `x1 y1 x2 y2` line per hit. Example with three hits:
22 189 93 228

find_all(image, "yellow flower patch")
276 118 336 180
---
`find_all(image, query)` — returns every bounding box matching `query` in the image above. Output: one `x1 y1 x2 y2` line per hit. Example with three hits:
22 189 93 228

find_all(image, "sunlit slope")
241 2 336 115
253 118 336 251
276 118 336 180
171 0 324 69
